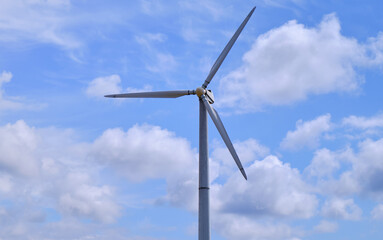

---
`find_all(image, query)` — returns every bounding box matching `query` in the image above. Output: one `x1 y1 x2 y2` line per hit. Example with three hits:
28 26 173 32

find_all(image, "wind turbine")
105 7 256 240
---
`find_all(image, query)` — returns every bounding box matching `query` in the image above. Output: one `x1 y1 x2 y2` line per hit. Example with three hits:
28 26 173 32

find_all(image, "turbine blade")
104 90 195 98
201 7 256 89
201 95 247 180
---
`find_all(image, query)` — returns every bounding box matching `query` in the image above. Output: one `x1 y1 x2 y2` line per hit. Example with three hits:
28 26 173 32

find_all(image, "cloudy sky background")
1 0 383 239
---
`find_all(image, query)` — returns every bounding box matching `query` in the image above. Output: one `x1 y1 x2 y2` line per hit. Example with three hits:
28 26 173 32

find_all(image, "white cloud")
351 139 383 198
86 74 155 100
135 33 167 49
321 198 362 220
213 214 301 240
0 70 12 88
305 148 339 178
219 14 383 112
0 120 121 226
304 147 354 178
135 32 178 74
323 138 383 199
0 120 40 177
90 124 199 212
0 0 133 51
212 138 269 176
0 119 196 229
4 118 383 239
151 137 317 239
0 173 13 193
281 114 331 150
86 75 122 98
6 117 383 239
90 124 196 182
325 171 360 197
58 173 120 224
91 124 199 211
313 220 338 233
146 52 178 73
0 0 80 49
371 204 383 220
0 71 45 111
0 71 24 111
343 113 383 129
0 119 202 239
212 155 318 219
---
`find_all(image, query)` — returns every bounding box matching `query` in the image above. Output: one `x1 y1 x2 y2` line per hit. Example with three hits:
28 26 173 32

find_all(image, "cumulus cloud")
211 138 269 176
86 74 155 100
0 120 199 223
371 204 383 220
90 124 199 211
4 118 383 239
0 120 121 227
0 70 12 89
321 198 362 220
0 120 199 238
219 14 383 112
343 113 383 129
308 137 383 202
304 148 340 178
153 137 317 239
213 214 301 240
0 120 40 177
349 138 383 198
6 117 383 239
212 156 318 219
58 173 120 223
90 124 196 182
86 75 122 98
322 138 383 199
280 114 331 151
304 147 355 179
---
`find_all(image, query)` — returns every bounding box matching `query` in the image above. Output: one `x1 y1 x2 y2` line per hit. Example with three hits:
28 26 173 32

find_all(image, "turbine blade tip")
241 168 248 180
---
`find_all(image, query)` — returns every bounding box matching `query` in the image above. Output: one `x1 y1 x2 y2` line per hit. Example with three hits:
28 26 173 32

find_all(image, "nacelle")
206 90 214 104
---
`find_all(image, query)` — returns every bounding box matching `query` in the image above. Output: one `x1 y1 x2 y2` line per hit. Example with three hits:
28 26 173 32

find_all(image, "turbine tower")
105 7 255 240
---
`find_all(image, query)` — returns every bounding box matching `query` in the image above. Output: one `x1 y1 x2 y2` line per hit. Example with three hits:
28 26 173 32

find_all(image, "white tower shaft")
199 100 210 240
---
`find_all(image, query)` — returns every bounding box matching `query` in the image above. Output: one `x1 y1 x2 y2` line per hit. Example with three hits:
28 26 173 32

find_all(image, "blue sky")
1 0 383 239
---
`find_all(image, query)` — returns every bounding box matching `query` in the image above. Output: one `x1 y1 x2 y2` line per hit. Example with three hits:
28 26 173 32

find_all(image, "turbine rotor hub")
196 87 206 97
